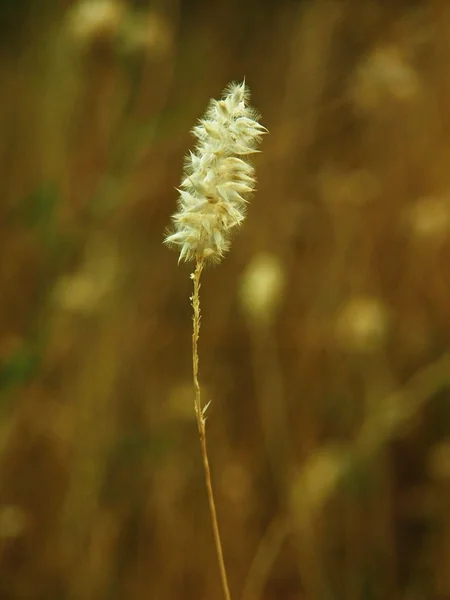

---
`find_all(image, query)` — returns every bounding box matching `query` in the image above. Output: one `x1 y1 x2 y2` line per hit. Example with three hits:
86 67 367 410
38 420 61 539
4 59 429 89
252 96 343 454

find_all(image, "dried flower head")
165 81 267 263
67 0 125 45
335 295 389 354
239 252 285 325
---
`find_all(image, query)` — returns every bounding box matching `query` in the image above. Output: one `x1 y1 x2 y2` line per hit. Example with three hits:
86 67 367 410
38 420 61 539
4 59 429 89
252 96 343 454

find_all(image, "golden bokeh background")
1 1 450 598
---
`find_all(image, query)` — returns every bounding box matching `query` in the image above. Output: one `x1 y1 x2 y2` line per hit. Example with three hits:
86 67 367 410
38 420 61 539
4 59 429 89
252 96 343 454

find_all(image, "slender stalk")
191 258 232 600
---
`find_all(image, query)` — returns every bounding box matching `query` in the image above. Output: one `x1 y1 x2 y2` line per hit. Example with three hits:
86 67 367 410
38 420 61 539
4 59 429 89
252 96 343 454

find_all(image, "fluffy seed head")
165 81 267 263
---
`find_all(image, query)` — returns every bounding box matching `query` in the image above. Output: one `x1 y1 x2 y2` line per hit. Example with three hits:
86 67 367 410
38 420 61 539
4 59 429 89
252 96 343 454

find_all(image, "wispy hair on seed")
165 81 267 264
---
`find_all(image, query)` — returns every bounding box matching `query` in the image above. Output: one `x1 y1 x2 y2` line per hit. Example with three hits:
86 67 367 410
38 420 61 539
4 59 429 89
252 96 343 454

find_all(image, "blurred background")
1 0 450 598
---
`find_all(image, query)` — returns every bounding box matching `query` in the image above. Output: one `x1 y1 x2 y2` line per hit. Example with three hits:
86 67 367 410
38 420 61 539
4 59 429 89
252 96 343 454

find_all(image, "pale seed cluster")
165 81 266 263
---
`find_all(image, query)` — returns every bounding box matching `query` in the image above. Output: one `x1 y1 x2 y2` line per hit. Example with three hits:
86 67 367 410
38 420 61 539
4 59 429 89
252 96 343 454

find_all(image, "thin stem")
191 258 232 600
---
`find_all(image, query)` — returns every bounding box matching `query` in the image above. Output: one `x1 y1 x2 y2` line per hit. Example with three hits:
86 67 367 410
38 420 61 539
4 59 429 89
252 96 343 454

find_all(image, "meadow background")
1 0 450 598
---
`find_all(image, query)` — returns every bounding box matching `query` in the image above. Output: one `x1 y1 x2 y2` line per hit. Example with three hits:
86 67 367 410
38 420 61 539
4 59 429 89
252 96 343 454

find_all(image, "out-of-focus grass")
1 1 450 599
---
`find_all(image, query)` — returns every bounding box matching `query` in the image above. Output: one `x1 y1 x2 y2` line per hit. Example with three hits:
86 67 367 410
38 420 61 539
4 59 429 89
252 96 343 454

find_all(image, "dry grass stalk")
191 257 231 600
165 82 266 600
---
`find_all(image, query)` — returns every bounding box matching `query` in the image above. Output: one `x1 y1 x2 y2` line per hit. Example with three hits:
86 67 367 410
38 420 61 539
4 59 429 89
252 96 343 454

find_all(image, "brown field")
1 1 450 598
